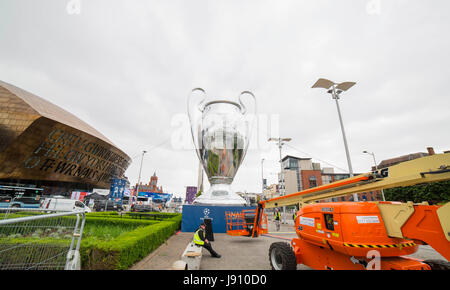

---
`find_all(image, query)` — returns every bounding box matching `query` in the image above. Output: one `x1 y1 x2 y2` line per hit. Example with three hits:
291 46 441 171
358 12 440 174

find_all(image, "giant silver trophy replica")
188 88 256 205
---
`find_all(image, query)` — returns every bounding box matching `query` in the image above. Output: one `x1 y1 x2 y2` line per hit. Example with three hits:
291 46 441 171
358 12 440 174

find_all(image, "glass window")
289 159 298 168
17 197 37 204
309 176 317 188
0 196 12 203
324 214 334 231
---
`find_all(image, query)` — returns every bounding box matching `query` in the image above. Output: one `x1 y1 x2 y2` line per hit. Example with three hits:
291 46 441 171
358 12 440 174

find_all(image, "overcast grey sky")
1 0 449 197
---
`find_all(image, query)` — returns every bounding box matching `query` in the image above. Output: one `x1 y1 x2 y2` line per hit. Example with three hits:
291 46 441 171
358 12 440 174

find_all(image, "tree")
384 180 450 204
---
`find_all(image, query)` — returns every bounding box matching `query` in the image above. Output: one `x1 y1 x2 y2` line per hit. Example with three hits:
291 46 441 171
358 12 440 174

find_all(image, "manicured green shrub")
85 212 123 218
80 215 182 269
384 180 450 203
0 211 182 270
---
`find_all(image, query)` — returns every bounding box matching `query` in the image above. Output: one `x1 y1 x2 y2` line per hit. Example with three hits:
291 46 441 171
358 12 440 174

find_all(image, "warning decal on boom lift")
356 216 380 224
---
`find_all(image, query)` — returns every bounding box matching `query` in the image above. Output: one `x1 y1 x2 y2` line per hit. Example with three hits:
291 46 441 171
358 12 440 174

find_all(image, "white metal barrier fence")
0 209 86 270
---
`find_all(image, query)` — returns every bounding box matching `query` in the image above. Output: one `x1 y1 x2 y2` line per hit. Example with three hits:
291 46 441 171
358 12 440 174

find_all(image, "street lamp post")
312 78 359 202
269 137 292 223
363 150 386 201
130 150 147 211
261 158 265 200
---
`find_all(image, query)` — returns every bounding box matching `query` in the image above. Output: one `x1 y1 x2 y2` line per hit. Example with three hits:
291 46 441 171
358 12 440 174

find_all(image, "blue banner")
138 192 172 202
110 178 127 204
181 205 256 233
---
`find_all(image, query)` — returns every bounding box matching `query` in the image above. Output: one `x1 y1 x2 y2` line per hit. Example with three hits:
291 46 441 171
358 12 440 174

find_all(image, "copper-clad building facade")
0 80 131 192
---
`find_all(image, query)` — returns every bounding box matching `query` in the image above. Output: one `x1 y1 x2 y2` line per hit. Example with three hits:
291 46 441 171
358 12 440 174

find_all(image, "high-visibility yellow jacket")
193 228 205 246
274 211 281 221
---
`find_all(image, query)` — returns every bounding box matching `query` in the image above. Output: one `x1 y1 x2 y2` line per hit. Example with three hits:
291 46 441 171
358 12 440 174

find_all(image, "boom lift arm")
251 153 450 261
262 153 450 209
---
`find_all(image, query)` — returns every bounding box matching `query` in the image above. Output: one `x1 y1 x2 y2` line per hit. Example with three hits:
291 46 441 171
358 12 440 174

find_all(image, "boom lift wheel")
269 242 297 270
423 260 450 270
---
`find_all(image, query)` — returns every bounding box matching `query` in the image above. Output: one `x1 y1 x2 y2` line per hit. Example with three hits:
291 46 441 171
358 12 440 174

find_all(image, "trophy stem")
194 184 246 206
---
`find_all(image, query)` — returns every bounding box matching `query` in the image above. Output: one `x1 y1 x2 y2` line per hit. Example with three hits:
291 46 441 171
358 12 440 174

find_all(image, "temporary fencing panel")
0 209 86 270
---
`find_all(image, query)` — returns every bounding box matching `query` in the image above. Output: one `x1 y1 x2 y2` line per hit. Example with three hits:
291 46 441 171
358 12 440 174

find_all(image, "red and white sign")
71 191 88 202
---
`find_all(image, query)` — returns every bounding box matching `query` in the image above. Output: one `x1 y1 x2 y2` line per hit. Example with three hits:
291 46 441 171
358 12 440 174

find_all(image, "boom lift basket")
225 209 268 237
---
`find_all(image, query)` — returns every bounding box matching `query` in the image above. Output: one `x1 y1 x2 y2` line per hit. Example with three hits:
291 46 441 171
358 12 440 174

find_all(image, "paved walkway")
130 221 306 270
130 219 446 270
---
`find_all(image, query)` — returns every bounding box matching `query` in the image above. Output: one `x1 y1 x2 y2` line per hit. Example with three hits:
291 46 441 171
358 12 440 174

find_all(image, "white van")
41 198 91 212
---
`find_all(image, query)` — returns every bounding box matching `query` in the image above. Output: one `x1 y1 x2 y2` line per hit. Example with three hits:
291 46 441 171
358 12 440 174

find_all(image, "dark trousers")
202 242 219 257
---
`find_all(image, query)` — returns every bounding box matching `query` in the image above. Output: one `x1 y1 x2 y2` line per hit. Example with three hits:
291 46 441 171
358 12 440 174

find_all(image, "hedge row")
80 214 182 269
1 212 182 270
86 211 179 219
3 210 179 218
0 215 158 241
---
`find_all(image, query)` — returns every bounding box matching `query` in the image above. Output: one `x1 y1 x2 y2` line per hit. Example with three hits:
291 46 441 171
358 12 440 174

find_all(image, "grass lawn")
0 211 182 269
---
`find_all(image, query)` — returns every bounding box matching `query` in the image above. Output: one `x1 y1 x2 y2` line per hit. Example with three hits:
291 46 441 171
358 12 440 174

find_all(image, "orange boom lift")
225 209 268 237
226 152 450 270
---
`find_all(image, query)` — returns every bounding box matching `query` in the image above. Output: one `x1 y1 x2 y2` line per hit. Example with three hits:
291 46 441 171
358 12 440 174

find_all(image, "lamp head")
336 82 357 91
312 78 335 90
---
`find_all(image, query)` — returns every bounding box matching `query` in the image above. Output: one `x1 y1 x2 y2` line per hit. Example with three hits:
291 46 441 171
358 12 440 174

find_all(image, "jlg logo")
373 168 389 178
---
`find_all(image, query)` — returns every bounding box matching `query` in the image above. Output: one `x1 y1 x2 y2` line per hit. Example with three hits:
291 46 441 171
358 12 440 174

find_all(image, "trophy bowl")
188 89 256 205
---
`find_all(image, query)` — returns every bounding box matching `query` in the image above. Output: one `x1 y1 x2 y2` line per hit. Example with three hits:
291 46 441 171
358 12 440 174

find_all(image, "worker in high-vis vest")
274 208 281 231
193 222 221 258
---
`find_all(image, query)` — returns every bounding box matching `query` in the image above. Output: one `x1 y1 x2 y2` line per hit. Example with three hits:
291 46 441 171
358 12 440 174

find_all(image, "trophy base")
193 184 246 206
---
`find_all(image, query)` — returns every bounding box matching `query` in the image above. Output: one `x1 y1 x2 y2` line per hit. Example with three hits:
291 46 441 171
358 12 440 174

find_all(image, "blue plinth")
181 205 256 233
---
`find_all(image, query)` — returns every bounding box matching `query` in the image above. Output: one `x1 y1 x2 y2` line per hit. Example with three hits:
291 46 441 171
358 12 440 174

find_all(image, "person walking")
274 208 281 231
193 222 221 258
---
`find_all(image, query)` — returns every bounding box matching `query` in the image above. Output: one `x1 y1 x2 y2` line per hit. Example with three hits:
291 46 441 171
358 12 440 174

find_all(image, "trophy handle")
190 88 207 112
187 88 207 122
187 88 207 160
238 91 256 115
238 91 257 163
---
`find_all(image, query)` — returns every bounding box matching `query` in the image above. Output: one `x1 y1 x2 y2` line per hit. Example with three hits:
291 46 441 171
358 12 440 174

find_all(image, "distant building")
0 80 131 197
236 192 259 205
281 155 381 202
374 148 435 171
263 184 279 200
137 172 163 193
